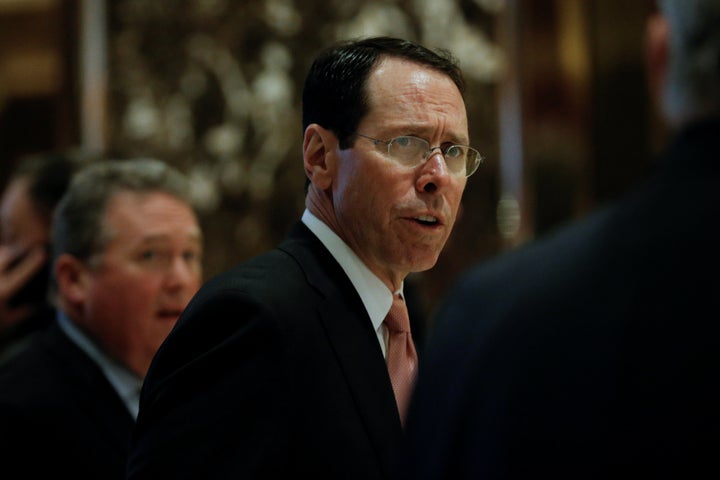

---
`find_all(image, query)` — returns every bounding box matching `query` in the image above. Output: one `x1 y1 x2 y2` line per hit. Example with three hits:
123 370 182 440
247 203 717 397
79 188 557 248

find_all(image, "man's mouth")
414 214 439 226
157 308 183 321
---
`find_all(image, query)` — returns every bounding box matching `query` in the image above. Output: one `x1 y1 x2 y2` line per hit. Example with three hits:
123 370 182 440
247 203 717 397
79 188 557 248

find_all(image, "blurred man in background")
0 152 86 363
404 0 720 478
0 158 203 479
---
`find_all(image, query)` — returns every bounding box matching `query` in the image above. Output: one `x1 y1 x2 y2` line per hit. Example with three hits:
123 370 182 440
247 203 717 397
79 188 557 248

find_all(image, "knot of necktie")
385 294 411 333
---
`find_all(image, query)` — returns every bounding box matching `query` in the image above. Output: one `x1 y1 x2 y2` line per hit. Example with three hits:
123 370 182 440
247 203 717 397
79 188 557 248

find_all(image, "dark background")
0 0 659 328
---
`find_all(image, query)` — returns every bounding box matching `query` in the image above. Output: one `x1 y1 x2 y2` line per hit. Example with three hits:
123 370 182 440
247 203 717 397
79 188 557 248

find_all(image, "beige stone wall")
106 0 503 321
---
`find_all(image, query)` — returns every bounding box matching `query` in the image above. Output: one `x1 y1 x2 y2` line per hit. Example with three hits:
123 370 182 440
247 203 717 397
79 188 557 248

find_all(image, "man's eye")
140 250 169 263
445 146 462 158
183 250 201 262
394 136 412 147
140 250 157 260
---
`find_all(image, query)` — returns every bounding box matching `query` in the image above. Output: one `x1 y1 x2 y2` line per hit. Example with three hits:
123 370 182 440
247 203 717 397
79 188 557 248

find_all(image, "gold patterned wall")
106 0 504 320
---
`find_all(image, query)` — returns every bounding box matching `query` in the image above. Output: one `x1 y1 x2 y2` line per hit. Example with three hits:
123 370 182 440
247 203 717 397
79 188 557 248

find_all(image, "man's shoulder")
202 247 310 296
459 208 614 290
432 202 632 342
0 327 77 403
198 228 346 305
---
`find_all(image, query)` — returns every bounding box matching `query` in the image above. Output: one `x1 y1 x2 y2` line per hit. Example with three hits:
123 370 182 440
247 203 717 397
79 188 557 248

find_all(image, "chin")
407 253 441 273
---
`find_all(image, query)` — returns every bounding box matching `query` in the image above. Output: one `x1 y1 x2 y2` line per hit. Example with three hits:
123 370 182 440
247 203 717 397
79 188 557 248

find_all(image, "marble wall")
106 0 504 318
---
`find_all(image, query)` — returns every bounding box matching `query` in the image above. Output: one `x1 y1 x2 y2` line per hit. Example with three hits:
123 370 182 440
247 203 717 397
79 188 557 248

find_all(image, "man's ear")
54 254 90 305
303 124 336 190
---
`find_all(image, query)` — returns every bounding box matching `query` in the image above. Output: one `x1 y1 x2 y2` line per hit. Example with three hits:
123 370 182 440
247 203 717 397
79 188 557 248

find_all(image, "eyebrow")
135 231 203 245
386 123 468 146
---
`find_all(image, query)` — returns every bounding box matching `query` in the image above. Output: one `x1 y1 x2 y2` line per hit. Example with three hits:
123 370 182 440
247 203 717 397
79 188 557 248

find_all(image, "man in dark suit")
127 36 481 479
403 0 720 478
0 159 203 479
0 152 85 363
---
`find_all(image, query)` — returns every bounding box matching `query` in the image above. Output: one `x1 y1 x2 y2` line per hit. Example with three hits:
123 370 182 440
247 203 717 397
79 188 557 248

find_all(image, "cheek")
87 277 165 349
338 174 395 229
14 216 50 249
335 161 374 210
87 272 158 317
447 182 467 218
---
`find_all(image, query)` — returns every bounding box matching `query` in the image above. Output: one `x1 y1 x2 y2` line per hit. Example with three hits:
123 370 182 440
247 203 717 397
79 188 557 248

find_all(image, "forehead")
363 56 467 132
103 191 197 233
0 178 45 234
0 177 31 216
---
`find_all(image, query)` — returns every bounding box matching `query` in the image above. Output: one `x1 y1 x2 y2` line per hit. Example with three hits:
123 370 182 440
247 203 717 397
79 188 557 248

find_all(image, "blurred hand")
0 245 46 330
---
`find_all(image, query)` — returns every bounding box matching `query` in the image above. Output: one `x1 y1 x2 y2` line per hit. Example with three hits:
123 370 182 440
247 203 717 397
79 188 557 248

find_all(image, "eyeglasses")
354 133 483 177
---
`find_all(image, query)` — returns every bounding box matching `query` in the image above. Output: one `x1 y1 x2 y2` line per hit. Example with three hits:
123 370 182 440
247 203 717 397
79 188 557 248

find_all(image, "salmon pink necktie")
384 293 418 425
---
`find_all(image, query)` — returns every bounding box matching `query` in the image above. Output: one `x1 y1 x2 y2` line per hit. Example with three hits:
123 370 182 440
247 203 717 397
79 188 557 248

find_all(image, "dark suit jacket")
403 117 720 479
128 222 404 479
0 303 54 364
0 323 135 479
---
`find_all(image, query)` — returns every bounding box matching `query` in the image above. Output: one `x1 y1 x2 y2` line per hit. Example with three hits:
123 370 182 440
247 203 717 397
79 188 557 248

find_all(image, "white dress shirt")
302 209 402 357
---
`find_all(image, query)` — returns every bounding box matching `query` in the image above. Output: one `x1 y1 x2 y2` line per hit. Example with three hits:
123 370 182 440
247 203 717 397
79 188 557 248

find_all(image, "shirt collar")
301 209 402 330
57 311 143 419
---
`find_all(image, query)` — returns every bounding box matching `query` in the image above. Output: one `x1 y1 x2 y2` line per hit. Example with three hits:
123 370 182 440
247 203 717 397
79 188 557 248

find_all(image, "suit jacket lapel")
280 222 404 476
44 325 136 450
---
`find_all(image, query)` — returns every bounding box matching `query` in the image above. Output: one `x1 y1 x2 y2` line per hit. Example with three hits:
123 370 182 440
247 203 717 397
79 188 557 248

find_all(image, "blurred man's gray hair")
51 158 194 267
659 0 720 125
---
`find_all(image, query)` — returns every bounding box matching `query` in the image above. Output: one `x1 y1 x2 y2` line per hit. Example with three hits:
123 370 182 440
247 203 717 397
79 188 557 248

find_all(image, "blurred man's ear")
54 254 90 312
645 12 669 112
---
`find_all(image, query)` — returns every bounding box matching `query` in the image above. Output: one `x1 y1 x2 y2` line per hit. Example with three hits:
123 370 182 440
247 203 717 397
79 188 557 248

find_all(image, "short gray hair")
51 158 194 265
659 0 720 125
